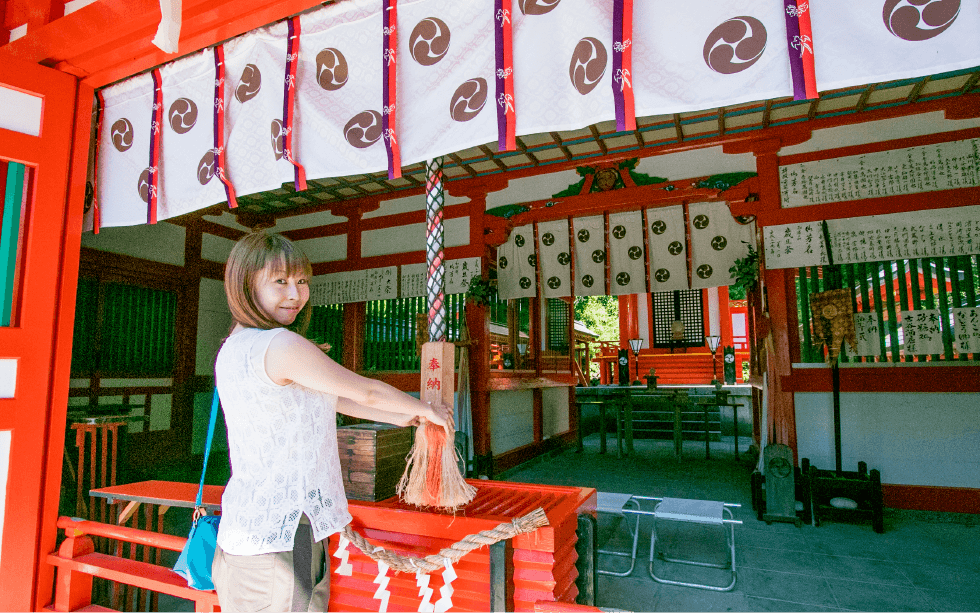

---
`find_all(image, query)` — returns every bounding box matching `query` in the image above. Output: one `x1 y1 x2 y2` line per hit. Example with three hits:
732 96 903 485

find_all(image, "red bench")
46 516 220 612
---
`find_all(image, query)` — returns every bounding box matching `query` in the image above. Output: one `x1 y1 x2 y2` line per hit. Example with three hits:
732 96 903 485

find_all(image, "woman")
212 231 451 612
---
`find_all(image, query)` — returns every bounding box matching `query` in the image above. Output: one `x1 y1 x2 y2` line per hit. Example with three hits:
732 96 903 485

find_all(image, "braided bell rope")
425 157 447 343
340 507 548 574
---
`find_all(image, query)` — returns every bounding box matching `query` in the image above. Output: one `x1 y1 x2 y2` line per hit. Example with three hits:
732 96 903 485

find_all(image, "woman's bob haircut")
225 231 313 335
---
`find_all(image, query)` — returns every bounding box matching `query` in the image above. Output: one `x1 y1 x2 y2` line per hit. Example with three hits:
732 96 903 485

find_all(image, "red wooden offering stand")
332 480 596 612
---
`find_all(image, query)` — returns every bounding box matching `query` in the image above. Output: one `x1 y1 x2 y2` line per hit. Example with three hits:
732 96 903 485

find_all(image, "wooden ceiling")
231 68 980 218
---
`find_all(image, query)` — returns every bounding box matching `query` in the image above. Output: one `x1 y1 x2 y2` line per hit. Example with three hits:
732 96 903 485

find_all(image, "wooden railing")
46 517 219 613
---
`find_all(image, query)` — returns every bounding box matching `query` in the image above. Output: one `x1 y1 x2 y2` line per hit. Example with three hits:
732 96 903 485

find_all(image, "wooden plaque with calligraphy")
421 341 456 405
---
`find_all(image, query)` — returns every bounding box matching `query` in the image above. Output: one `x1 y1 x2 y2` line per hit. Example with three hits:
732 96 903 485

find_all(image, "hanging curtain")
606 210 646 296
645 205 690 292
571 215 606 297
536 219 571 298
496 223 537 300
687 201 756 290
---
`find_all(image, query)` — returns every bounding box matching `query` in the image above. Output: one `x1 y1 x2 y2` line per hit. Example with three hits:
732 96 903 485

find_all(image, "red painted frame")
0 54 85 611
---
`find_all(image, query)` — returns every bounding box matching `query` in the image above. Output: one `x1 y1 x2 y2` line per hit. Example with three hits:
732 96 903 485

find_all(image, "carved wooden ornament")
809 289 857 361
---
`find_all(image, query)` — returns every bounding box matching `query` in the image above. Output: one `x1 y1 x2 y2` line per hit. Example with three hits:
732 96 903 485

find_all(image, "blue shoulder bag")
174 389 222 591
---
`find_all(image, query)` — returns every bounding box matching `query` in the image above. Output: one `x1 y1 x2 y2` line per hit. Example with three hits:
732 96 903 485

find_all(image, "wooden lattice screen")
796 255 980 363
652 289 704 348
362 294 464 371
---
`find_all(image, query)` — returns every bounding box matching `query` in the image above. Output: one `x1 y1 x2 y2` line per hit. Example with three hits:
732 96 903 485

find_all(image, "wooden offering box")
330 480 596 612
337 424 413 502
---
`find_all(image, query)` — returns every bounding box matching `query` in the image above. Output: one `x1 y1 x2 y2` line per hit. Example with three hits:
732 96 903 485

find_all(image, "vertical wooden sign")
421 341 455 409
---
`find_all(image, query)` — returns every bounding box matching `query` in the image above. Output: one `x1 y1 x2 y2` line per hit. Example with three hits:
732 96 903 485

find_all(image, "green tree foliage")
574 296 619 379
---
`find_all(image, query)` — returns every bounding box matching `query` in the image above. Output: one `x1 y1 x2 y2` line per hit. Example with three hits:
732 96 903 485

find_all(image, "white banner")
158 50 227 221
763 222 830 269
633 0 792 117
810 0 980 93
688 201 755 290
296 2 388 180
91 1 980 232
398 0 497 165
826 205 980 263
853 313 882 357
779 139 980 208
607 210 646 295
953 307 980 354
496 224 536 300
222 25 294 198
571 215 606 297
365 266 398 301
444 257 481 295
901 309 944 355
645 205 689 292
400 262 427 298
97 74 155 229
311 270 362 305
512 0 616 136
536 220 571 298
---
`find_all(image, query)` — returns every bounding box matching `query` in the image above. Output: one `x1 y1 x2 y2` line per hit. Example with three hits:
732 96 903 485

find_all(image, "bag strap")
196 388 221 510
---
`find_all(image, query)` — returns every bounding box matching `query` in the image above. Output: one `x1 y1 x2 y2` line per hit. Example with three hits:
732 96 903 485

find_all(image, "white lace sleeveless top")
214 327 351 555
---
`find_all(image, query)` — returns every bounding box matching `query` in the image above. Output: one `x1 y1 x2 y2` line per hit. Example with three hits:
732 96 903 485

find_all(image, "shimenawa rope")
340 507 549 574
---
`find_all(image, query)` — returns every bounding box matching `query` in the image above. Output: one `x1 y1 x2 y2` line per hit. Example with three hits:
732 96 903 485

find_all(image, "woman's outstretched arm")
264 329 451 431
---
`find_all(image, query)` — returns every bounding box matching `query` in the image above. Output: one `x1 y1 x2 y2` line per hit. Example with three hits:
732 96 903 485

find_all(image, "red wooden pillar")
719 285 734 353
764 268 798 458
724 133 810 462
0 58 84 610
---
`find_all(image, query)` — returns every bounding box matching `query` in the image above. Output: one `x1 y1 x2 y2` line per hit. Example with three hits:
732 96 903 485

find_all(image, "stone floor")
501 434 980 612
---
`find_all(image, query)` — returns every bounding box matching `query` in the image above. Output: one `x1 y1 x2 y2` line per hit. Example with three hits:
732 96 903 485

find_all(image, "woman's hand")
423 401 454 435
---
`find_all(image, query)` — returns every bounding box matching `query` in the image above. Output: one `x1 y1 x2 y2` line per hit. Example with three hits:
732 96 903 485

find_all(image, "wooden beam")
449 152 479 178
515 136 539 166
672 113 684 142
807 97 820 120
959 71 980 95
717 107 726 136
906 76 930 105
762 100 773 128
549 132 573 160
855 84 877 112
479 144 508 171
589 124 607 155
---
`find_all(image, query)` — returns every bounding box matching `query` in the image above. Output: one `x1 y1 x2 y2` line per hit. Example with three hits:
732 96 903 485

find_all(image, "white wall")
542 387 570 439
81 221 186 265
0 430 10 568
781 111 980 157
361 216 469 258
201 233 235 263
490 390 534 454
636 145 755 178
795 391 980 488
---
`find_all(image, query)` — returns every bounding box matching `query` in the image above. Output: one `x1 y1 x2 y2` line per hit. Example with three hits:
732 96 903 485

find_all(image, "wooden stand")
337 424 413 501
806 461 884 533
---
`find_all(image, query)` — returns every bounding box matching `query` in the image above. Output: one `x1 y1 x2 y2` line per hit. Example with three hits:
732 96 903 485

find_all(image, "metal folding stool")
596 492 659 577
648 497 741 591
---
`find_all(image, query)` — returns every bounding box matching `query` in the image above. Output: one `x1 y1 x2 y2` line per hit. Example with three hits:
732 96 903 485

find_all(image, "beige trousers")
212 521 329 612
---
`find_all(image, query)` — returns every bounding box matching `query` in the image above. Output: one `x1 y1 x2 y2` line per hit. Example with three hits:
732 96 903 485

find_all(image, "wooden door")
0 53 90 611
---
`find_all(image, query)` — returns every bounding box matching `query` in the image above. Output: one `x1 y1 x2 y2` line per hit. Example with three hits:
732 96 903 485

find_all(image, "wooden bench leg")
53 534 96 612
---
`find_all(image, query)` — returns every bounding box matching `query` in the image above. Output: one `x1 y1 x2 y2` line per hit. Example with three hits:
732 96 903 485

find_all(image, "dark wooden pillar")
175 224 202 456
